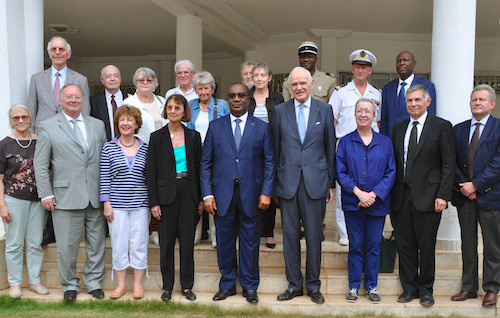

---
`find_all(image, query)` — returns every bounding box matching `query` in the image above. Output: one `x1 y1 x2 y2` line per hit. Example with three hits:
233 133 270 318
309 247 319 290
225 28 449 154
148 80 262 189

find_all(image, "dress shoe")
182 289 197 301
161 290 172 302
243 290 258 303
397 291 419 303
89 289 105 299
29 284 49 295
41 231 56 246
64 290 77 302
110 288 126 299
9 287 22 299
451 290 477 301
420 294 435 307
307 289 325 304
213 286 236 301
277 288 304 301
482 291 498 307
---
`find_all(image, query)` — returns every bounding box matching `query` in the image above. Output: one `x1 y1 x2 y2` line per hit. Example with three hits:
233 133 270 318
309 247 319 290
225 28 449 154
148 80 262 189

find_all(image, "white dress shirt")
294 96 312 131
398 73 415 96
404 111 428 170
230 112 248 136
469 114 489 143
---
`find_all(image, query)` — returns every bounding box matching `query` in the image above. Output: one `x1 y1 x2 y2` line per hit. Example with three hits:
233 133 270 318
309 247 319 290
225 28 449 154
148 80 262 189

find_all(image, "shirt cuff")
100 194 110 202
203 195 214 201
41 195 55 201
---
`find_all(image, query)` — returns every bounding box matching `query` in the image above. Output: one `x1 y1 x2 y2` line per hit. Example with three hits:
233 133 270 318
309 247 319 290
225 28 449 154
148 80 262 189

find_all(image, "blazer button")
298 164 301 168
235 159 239 163
81 150 84 154
85 180 88 183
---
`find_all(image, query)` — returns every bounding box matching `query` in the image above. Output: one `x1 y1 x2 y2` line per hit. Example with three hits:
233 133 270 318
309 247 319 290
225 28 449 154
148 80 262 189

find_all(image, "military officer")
282 41 336 103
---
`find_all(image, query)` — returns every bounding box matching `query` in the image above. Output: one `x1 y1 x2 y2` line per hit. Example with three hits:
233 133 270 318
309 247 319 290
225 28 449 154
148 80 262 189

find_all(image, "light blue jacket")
187 97 229 129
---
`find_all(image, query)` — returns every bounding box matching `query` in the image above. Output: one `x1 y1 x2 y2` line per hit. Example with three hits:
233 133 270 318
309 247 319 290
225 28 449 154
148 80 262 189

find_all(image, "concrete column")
431 0 477 250
176 15 202 74
320 37 338 77
24 0 44 87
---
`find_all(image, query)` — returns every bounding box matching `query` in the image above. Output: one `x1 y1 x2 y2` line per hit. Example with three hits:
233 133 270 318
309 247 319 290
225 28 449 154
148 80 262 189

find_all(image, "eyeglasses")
227 93 247 99
176 71 192 76
355 109 375 115
11 115 30 122
136 78 154 84
63 94 83 100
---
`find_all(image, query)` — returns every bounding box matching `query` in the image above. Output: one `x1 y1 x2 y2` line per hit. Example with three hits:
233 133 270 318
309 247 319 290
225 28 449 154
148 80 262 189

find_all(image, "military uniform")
282 69 336 103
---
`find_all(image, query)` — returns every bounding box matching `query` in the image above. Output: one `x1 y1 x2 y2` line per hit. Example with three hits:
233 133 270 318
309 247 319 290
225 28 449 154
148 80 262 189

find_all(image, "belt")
176 172 188 179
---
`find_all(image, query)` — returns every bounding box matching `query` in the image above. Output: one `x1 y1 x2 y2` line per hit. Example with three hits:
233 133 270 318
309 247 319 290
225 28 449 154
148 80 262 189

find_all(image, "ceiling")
44 0 500 58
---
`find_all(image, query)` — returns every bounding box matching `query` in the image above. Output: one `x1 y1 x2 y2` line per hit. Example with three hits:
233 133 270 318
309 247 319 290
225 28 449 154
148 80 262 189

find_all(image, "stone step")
0 288 496 317
33 261 469 297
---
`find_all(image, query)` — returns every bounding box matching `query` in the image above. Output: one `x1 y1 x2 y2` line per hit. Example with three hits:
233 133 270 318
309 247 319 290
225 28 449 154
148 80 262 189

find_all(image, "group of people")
1 36 499 309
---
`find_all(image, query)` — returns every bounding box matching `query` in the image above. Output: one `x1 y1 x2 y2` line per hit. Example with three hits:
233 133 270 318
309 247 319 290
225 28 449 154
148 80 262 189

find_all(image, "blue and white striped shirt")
99 137 149 208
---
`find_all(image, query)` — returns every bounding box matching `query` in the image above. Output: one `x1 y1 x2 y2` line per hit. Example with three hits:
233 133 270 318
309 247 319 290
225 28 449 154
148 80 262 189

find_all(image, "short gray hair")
8 104 34 129
287 66 312 86
46 36 71 53
192 71 216 90
471 84 496 102
133 67 159 90
406 84 430 99
354 98 376 114
253 63 273 76
240 61 256 72
174 60 195 73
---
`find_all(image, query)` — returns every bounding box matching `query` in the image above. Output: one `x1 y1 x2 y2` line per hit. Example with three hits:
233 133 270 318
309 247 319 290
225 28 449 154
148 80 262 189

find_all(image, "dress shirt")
397 74 414 96
165 85 198 102
404 112 428 170
51 65 67 89
63 111 88 144
294 96 311 131
105 90 123 139
469 114 489 143
230 112 248 136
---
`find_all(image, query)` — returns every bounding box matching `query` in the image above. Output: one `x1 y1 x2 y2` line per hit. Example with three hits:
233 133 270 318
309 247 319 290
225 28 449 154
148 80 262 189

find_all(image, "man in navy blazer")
451 84 500 307
201 83 274 304
272 67 336 304
381 51 436 137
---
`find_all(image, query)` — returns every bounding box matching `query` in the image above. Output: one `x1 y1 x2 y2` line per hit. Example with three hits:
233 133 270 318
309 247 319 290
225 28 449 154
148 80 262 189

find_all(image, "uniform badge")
317 86 322 91
360 51 366 57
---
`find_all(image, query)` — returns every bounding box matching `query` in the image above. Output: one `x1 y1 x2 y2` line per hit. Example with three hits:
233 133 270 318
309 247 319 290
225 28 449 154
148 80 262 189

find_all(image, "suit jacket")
391 114 456 212
272 98 336 200
90 90 125 141
147 124 202 207
28 67 91 131
381 76 436 137
33 112 106 210
248 86 284 124
200 114 275 217
452 115 500 211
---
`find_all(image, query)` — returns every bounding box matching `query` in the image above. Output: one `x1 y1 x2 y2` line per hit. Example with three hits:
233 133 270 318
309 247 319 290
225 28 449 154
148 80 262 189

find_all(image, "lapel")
83 115 93 149
184 128 193 169
160 125 175 161
237 115 256 154
396 120 409 168
304 99 320 145
222 116 238 154
57 113 86 151
476 116 494 153
414 114 434 159
287 100 301 142
43 69 57 107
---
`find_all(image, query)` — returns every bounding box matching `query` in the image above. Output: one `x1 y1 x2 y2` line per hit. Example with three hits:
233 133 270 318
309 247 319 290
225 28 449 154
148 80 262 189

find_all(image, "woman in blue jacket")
336 97 396 303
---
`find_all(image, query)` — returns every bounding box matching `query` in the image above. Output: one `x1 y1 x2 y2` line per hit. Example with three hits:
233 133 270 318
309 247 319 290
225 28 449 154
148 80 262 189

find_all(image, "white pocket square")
315 122 320 125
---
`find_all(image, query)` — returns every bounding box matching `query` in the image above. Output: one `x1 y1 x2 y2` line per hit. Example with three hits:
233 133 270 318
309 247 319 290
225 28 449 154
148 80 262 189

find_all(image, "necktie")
234 118 242 150
70 119 87 149
398 82 407 111
54 72 61 105
467 122 481 179
298 104 306 143
111 95 118 137
404 121 418 184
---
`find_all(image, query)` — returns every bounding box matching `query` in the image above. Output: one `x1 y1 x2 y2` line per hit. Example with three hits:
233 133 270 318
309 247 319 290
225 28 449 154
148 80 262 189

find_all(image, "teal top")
173 145 188 172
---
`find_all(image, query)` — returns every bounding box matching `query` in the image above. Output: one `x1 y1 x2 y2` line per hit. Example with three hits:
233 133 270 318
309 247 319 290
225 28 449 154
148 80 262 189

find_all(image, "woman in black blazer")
147 94 202 302
248 63 284 248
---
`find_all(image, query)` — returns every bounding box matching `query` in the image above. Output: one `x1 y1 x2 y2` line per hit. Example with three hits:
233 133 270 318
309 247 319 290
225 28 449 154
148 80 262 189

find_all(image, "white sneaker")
149 231 159 245
211 241 217 248
339 237 349 246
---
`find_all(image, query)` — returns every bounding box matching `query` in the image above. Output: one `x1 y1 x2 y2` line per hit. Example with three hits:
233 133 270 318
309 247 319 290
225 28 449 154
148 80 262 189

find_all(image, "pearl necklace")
14 133 33 149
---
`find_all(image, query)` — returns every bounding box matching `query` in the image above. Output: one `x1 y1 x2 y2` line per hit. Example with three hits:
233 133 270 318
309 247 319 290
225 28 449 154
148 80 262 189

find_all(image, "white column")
431 0 477 250
176 15 202 73
24 0 44 88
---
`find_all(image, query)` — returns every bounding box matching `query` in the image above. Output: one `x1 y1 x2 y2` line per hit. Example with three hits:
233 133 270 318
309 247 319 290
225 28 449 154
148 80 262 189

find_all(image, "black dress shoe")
266 242 276 249
243 290 258 303
277 288 304 301
307 289 325 304
182 289 197 301
161 290 172 302
63 290 77 302
397 291 419 303
213 286 236 301
420 294 434 307
89 289 105 299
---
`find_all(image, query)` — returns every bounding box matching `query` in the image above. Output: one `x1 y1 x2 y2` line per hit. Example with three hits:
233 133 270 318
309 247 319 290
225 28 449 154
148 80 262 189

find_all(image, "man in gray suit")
272 67 336 304
28 36 90 132
34 84 107 302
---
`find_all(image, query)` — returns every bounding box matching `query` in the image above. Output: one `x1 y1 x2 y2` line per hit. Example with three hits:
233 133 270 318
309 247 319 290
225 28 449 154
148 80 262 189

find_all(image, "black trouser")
158 178 197 291
260 200 277 237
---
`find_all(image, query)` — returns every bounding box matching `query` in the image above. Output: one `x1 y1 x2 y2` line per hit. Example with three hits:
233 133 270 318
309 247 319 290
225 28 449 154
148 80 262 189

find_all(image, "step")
0 288 496 317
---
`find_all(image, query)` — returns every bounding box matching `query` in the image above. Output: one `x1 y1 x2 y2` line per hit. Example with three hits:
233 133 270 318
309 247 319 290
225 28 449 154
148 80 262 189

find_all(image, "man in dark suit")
381 51 437 137
451 84 500 307
90 65 124 141
391 84 455 307
201 83 274 304
272 67 336 304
